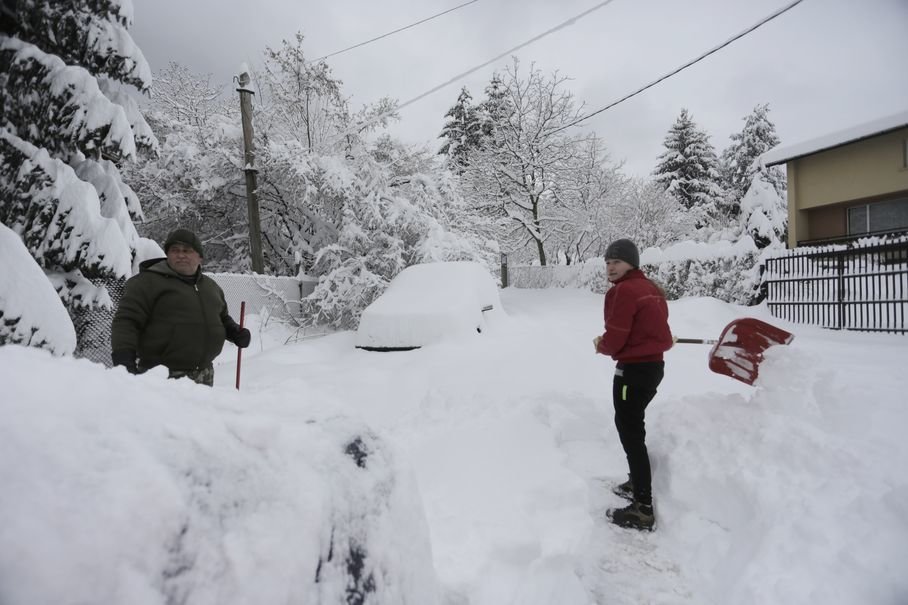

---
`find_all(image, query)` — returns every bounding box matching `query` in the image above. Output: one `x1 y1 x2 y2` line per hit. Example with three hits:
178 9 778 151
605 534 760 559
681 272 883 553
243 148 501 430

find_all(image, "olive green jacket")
111 259 240 372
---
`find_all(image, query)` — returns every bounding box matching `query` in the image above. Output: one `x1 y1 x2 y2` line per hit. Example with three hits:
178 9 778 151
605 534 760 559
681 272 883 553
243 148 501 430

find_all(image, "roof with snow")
761 109 908 167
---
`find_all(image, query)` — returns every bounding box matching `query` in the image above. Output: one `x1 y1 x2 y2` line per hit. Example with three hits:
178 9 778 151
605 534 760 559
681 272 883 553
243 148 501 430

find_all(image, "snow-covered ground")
2 287 907 604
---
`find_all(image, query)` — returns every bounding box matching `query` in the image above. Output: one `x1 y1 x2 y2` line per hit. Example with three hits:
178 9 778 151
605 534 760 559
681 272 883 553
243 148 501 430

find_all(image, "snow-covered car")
355 261 503 351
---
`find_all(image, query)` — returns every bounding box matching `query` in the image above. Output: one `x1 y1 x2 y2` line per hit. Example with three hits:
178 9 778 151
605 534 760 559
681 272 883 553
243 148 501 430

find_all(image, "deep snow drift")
2 288 906 604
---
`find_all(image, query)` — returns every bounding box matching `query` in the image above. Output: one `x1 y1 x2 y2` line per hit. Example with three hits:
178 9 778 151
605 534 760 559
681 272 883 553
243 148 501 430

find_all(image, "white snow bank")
0 346 439 605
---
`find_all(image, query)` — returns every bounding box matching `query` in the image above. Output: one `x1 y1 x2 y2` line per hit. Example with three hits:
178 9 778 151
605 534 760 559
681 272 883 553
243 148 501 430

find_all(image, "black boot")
612 475 634 500
607 500 655 531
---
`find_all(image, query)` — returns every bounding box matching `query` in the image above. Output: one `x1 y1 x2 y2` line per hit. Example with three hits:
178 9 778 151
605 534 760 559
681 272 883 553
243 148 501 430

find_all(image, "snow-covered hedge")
509 237 769 304
640 237 766 304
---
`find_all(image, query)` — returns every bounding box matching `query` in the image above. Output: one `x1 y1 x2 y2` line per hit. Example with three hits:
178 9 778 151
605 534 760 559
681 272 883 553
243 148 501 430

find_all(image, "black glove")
229 327 251 349
112 349 139 374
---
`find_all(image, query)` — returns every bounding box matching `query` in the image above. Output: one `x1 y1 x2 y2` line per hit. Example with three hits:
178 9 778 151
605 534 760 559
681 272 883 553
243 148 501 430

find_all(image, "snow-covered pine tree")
437 87 482 173
719 103 786 220
476 73 511 140
740 171 788 249
0 0 157 354
653 109 724 231
0 219 77 354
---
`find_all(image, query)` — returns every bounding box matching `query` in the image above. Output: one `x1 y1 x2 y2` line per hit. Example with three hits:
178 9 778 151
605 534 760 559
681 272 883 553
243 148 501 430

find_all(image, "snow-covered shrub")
641 238 764 304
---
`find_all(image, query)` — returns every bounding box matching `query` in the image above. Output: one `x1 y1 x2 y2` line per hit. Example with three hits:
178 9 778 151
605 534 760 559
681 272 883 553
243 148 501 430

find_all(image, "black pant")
613 361 664 506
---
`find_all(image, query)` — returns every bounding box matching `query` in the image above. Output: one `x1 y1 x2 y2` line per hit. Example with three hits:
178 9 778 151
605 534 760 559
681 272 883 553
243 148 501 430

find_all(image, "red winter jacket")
596 269 673 363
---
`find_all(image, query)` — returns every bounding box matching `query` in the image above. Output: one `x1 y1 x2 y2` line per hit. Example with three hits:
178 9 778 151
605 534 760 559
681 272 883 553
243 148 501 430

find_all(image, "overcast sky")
131 0 908 176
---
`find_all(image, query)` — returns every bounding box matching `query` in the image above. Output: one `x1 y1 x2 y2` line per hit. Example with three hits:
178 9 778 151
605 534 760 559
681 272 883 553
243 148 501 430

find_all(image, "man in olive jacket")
111 228 250 386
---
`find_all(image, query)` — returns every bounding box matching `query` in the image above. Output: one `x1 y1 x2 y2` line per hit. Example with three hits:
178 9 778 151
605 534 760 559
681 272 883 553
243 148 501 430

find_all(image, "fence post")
836 254 845 330
755 261 769 305
500 253 508 288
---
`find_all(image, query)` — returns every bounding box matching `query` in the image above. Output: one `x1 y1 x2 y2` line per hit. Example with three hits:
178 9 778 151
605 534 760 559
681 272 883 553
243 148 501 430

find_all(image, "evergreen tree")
740 172 788 249
719 103 786 219
653 109 724 230
476 73 511 139
437 87 482 173
0 0 157 353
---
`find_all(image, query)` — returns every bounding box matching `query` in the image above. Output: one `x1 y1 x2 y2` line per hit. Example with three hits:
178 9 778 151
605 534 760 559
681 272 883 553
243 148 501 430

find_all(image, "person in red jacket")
593 238 673 531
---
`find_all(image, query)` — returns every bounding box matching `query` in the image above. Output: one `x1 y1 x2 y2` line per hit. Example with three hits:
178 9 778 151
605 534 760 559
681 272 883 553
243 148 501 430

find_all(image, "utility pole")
236 66 265 273
500 253 509 288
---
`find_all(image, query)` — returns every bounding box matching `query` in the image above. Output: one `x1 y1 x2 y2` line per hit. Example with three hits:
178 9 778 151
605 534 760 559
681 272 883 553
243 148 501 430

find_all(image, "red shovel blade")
708 318 794 386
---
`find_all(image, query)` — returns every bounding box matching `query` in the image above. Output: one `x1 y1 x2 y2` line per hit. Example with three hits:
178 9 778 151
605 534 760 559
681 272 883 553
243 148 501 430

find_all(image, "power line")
551 0 807 135
394 0 619 113
309 0 481 64
340 0 620 141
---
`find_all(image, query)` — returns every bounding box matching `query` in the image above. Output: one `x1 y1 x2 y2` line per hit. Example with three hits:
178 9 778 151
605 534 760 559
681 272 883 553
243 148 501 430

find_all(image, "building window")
847 206 867 234
847 196 908 235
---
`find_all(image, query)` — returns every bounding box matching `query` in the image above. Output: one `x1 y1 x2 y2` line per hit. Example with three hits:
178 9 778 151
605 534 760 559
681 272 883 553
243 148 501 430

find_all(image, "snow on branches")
0 36 138 162
0 130 132 280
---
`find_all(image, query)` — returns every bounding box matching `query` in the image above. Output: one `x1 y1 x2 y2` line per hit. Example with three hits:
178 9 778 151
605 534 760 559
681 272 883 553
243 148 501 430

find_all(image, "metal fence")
73 272 317 367
506 261 609 292
214 273 317 323
763 237 908 334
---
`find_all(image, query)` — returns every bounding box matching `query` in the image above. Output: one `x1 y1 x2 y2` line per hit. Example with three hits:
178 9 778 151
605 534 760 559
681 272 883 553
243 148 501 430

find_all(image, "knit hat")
164 228 204 257
604 238 639 268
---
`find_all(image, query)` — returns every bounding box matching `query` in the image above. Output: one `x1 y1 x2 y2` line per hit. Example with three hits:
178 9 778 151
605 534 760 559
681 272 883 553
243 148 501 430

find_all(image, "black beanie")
604 238 639 268
164 229 204 257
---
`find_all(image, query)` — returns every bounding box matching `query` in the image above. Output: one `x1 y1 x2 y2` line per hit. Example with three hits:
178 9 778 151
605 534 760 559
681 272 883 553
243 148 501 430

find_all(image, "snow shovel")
674 318 794 386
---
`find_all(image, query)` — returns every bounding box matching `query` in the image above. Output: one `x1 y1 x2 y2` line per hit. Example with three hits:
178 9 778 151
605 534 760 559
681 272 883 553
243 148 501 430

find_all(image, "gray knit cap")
604 238 639 268
164 228 204 257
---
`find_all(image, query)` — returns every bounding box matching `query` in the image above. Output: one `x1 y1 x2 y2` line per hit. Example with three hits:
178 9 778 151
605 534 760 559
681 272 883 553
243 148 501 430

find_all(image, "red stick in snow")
235 301 246 390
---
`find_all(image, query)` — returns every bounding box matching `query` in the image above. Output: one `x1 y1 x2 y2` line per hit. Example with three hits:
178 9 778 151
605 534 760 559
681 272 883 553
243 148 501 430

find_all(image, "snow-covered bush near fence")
510 237 768 303
641 236 771 303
